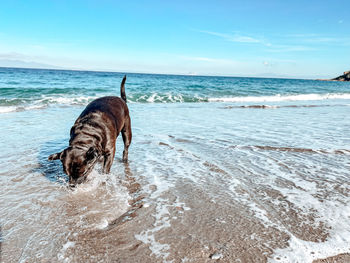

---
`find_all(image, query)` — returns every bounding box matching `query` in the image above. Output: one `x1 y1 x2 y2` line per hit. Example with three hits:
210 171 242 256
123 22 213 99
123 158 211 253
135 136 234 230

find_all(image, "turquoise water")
1 67 350 262
1 67 350 109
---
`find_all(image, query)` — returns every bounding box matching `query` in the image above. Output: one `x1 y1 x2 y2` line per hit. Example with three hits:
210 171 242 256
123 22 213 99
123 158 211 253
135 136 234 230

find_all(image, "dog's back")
77 96 129 135
78 74 128 130
71 75 130 145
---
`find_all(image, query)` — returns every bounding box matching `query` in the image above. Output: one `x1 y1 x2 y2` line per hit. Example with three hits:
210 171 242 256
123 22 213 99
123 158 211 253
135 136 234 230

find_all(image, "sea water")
1 67 350 262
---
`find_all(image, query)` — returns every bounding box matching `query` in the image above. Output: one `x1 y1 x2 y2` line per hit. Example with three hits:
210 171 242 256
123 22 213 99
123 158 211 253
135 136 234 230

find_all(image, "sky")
0 0 349 78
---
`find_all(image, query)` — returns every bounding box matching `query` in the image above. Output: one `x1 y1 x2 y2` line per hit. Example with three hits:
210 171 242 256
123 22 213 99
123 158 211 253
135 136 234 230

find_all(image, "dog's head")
48 146 99 185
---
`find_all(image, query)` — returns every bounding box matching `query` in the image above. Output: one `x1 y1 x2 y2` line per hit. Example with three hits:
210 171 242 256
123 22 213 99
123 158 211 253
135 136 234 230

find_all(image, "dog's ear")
48 151 62 161
86 147 98 161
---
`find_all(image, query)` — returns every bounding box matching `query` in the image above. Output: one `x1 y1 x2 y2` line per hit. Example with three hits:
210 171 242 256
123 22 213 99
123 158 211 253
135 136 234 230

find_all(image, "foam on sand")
209 93 350 103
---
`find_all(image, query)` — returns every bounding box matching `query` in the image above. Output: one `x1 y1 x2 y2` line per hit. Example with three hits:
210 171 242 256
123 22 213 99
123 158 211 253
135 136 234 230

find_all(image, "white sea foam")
269 200 350 262
0 95 97 114
57 241 75 262
2 92 350 114
134 141 193 262
0 106 18 113
243 150 350 262
267 175 350 262
208 93 350 103
225 143 350 263
62 241 75 251
0 104 47 113
135 197 172 261
146 93 158 103
68 168 131 232
70 169 107 193
38 95 98 105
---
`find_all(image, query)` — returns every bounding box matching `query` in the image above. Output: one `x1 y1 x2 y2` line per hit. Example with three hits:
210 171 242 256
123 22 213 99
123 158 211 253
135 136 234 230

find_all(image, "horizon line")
0 66 319 81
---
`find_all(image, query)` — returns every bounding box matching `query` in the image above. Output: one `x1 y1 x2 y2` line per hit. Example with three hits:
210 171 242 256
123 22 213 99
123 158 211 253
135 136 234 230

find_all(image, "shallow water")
1 68 350 262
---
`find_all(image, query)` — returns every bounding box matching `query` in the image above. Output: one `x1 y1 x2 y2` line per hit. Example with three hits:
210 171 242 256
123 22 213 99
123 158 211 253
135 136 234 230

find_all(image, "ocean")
1 67 350 262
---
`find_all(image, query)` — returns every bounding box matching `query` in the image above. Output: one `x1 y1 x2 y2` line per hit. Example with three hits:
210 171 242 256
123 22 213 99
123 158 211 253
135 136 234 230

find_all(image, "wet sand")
313 254 350 263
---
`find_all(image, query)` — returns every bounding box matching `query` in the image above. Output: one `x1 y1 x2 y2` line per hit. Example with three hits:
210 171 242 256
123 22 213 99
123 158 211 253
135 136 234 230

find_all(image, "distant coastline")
319 70 350 82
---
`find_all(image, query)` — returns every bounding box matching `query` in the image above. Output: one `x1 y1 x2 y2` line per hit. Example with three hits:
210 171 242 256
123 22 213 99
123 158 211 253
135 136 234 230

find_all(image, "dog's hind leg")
122 117 132 163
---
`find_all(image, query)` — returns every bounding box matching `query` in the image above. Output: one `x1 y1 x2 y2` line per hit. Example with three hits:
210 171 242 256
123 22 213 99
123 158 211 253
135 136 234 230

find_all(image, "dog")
48 75 132 185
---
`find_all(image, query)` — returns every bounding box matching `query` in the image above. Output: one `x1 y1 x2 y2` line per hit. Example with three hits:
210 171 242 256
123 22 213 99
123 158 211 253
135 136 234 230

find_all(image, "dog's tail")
120 75 127 103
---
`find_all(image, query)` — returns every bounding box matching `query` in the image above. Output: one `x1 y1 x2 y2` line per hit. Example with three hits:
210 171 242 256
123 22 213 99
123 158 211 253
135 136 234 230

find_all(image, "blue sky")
0 0 349 78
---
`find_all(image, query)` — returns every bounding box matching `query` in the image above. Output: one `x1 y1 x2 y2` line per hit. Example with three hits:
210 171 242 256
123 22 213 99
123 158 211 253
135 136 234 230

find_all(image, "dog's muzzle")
69 175 87 186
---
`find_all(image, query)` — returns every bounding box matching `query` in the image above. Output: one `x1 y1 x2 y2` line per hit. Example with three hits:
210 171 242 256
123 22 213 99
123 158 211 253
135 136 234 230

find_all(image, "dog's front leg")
102 151 115 174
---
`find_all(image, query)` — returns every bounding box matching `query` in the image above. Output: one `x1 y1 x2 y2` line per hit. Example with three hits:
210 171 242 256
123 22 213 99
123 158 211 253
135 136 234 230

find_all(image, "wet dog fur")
48 76 132 185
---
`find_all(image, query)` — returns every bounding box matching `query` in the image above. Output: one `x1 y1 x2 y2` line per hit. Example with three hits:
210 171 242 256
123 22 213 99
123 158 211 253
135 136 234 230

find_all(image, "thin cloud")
263 33 350 52
197 30 316 52
0 52 31 60
306 37 350 46
286 33 319 38
180 55 238 64
286 33 350 45
192 29 330 52
266 44 316 53
198 30 270 46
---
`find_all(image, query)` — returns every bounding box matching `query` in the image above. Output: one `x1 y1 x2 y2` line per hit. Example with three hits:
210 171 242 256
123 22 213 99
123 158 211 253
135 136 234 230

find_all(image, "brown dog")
48 75 132 185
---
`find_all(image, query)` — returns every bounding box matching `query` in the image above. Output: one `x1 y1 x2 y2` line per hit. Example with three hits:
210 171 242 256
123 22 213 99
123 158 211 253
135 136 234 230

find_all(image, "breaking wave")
1 92 350 113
